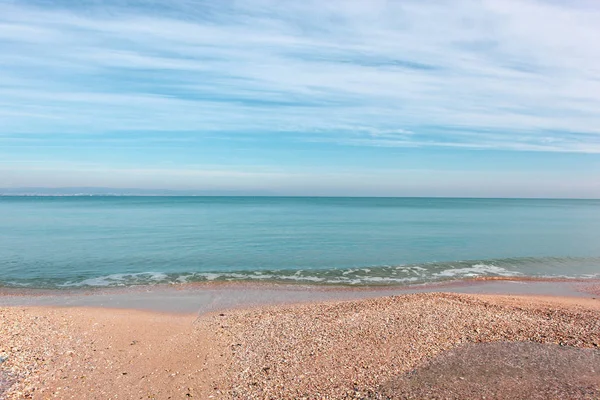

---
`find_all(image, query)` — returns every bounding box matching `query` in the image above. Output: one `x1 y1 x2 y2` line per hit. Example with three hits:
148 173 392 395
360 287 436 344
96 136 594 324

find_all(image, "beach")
4 0 600 396
2 283 600 399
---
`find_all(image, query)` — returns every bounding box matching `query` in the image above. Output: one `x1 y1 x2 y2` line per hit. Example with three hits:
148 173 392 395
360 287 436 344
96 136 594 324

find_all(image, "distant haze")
0 186 597 199
0 187 276 197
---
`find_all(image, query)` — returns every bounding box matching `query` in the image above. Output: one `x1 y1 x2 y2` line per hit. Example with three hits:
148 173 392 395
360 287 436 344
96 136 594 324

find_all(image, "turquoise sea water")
0 197 599 288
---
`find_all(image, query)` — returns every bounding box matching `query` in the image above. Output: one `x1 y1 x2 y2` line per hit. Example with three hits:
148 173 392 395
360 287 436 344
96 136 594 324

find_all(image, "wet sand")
0 277 593 314
1 283 600 399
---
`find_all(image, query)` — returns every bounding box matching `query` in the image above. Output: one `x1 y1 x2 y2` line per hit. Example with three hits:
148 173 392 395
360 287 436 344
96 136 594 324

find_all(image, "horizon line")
0 190 598 201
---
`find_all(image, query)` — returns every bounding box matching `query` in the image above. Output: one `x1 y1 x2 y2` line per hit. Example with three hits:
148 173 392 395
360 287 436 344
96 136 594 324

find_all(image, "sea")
0 196 599 289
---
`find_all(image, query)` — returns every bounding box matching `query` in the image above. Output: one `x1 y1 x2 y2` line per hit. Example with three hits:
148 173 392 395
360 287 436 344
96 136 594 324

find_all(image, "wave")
2 256 599 289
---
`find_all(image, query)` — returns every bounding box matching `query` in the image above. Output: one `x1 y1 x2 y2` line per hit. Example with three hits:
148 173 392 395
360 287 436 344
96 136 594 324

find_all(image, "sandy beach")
1 290 600 399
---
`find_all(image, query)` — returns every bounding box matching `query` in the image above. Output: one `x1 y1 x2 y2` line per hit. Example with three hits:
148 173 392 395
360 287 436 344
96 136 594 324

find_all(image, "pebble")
203 292 600 399
2 292 599 399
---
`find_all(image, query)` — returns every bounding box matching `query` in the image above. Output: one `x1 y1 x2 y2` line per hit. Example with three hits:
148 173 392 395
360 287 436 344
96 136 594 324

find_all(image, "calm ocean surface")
0 196 599 288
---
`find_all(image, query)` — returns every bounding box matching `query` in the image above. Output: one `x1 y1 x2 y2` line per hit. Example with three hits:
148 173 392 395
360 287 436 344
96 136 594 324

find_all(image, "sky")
1 0 600 197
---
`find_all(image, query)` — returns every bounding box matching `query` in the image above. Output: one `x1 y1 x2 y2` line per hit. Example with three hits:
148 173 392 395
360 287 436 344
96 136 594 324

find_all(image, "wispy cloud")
1 0 600 152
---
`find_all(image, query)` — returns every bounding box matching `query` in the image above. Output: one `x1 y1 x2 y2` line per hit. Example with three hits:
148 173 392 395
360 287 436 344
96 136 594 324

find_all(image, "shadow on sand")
375 342 600 399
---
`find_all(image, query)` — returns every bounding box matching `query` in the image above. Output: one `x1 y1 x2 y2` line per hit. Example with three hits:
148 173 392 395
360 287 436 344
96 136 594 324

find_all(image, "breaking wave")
3 256 599 289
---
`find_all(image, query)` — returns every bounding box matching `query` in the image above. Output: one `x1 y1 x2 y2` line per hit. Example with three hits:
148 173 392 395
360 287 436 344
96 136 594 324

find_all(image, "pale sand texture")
1 293 600 399
0 308 227 399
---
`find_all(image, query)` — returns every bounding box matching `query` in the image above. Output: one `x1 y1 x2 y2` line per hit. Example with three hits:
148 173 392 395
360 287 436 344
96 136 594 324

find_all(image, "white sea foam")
23 258 575 289
58 272 170 287
51 263 521 288
351 276 419 283
581 273 600 278
434 264 521 278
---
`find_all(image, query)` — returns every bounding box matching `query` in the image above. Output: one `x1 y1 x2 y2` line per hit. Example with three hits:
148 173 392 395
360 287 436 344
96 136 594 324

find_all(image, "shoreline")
2 275 596 292
0 276 597 315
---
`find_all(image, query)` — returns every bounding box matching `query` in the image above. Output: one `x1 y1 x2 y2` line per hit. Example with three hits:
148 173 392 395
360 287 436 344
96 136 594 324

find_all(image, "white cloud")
1 0 600 152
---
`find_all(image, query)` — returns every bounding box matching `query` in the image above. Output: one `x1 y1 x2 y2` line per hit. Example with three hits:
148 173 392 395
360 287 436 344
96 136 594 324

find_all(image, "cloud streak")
1 0 600 153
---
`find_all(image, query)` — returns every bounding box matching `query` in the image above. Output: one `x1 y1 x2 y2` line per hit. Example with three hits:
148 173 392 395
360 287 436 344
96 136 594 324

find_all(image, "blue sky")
1 0 600 197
